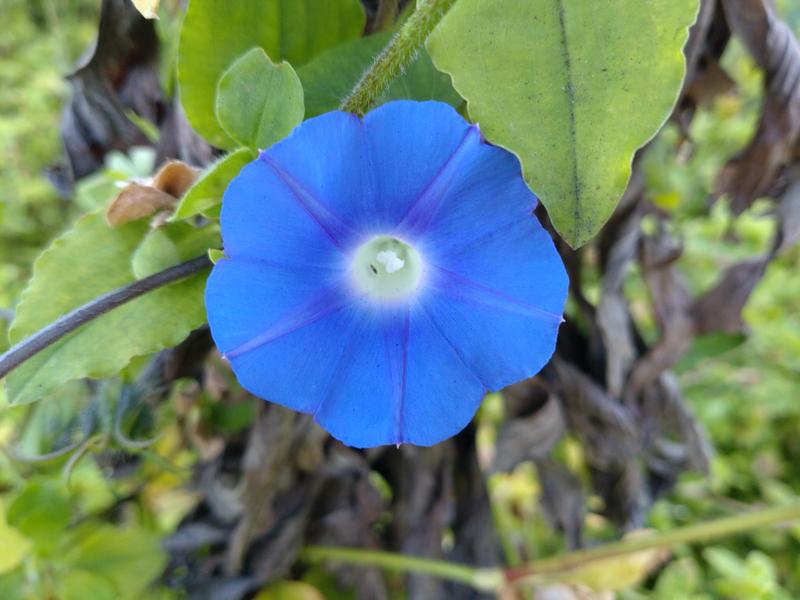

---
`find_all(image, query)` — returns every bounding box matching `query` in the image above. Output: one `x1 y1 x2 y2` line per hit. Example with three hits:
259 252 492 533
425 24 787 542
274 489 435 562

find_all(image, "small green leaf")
178 0 365 148
7 480 70 555
216 48 304 150
299 34 461 118
208 248 226 264
65 526 167 600
6 212 209 405
428 0 699 247
172 148 257 220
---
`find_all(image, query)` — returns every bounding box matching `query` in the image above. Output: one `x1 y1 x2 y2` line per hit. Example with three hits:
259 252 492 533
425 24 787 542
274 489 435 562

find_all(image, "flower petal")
420 219 568 390
205 259 343 355
207 100 570 448
226 305 358 414
409 142 538 256
363 100 478 229
263 111 372 242
220 159 348 268
313 307 402 447
399 307 486 446
313 304 486 447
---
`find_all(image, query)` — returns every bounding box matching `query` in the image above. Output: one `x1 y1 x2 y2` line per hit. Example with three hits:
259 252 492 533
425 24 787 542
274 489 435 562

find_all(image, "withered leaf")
106 183 177 226
106 160 199 226
717 0 800 213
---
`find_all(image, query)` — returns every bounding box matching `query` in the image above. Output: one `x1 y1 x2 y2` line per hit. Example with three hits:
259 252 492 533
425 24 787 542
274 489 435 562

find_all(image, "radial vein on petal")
261 154 356 251
397 126 479 234
430 265 564 323
225 286 351 359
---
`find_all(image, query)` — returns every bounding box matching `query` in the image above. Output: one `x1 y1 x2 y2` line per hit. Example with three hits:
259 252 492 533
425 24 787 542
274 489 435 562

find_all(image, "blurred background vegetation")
0 0 799 598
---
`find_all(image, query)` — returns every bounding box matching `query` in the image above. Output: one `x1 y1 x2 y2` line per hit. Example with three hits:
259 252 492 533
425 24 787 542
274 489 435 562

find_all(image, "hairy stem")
341 0 457 115
0 255 211 380
303 501 800 592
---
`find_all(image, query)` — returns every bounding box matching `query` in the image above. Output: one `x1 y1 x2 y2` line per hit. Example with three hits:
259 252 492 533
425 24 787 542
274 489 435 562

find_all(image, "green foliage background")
0 0 798 598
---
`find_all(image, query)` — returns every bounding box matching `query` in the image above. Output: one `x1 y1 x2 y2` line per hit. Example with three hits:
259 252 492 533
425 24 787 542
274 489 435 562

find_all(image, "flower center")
352 236 422 299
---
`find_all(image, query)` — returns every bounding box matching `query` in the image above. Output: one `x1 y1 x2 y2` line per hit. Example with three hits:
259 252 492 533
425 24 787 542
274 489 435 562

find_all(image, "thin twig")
0 255 211 381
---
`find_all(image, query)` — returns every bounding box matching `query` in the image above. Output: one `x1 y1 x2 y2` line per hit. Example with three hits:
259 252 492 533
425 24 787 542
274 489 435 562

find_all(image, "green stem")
301 546 504 593
341 0 457 115
506 501 800 583
302 501 800 592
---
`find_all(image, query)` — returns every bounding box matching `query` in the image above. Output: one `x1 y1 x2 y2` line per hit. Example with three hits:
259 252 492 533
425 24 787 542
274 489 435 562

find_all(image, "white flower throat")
352 236 422 299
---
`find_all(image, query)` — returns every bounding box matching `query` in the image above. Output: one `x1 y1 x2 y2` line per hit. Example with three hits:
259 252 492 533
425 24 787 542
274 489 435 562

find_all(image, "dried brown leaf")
151 160 200 197
106 182 177 226
535 457 585 550
718 0 800 212
491 395 566 473
691 256 769 335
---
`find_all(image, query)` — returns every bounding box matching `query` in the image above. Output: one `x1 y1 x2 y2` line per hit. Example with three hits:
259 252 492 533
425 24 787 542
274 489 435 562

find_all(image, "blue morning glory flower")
205 101 568 448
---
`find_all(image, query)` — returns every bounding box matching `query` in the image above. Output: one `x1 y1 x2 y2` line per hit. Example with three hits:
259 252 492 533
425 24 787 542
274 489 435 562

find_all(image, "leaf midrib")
555 0 582 241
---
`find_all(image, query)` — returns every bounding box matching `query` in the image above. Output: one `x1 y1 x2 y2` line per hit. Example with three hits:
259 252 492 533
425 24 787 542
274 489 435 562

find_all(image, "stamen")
376 250 405 273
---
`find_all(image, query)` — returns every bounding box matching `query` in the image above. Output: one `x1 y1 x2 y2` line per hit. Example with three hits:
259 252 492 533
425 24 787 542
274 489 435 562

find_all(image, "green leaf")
7 480 70 555
0 503 31 574
132 222 220 279
172 148 257 220
60 571 117 600
178 0 365 148
132 229 180 280
65 526 167 600
427 0 699 247
6 212 210 405
299 34 461 118
216 48 304 150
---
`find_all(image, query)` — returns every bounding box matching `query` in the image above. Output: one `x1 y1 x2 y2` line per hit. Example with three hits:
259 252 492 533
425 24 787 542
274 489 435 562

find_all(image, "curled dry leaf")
596 201 642 398
691 257 769 334
106 160 199 226
535 457 585 550
624 222 694 403
151 160 201 198
106 184 176 227
491 394 566 474
718 0 800 213
553 359 639 468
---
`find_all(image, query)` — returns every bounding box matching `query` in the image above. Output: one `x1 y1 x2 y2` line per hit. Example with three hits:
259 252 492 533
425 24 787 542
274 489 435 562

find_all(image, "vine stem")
341 0 457 115
0 255 211 381
302 501 800 592
302 545 504 592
